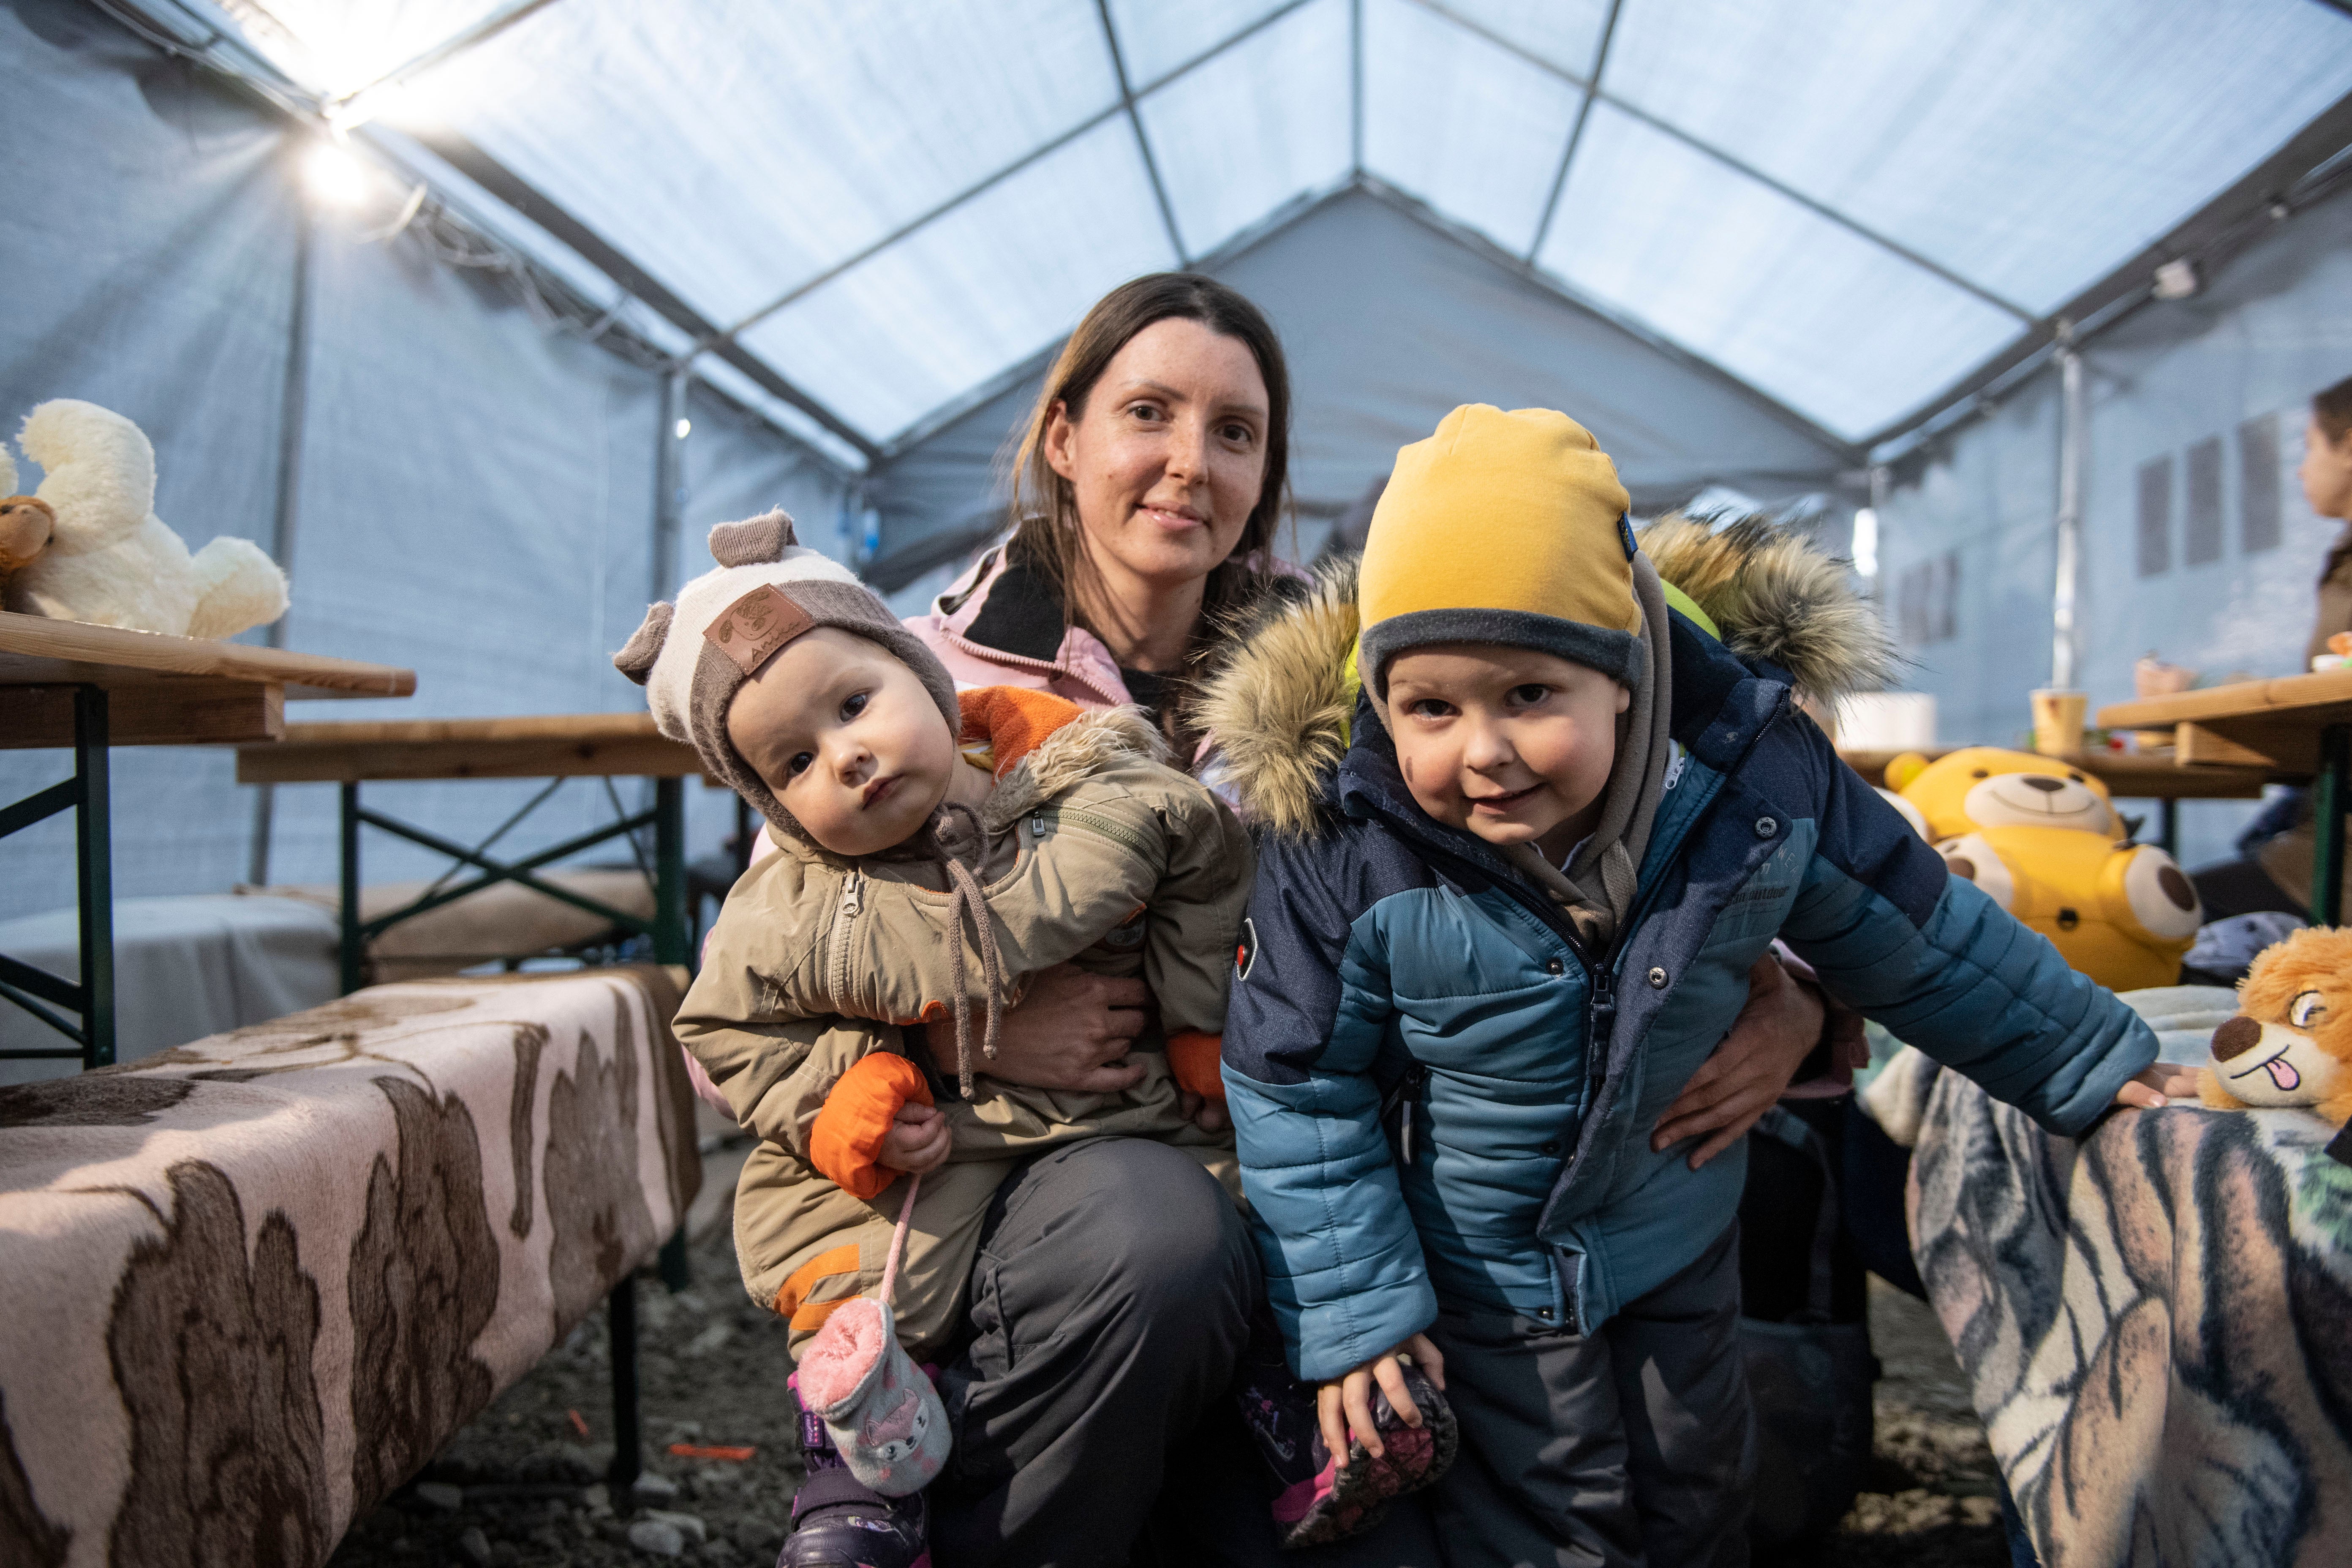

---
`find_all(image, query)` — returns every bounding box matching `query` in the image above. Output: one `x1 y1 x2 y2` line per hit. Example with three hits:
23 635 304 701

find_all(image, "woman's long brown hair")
1004 273 1292 656
2316 374 2352 446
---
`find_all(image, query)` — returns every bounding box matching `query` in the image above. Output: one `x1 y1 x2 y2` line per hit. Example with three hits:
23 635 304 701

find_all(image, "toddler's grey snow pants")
1426 1222 1755 1568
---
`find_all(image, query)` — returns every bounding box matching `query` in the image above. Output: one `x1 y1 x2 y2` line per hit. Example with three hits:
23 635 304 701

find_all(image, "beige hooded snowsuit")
676 695 1252 1358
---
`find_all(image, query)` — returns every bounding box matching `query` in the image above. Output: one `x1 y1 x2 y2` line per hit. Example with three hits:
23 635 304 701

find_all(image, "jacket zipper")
828 870 862 999
1380 1062 1432 1165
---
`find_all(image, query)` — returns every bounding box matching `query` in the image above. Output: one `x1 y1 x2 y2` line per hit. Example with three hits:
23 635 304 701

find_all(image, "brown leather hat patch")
705 583 816 675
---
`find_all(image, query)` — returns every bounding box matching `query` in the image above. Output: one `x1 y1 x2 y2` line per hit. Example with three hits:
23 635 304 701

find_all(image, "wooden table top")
2097 669 2352 773
236 712 707 784
1837 746 2273 799
0 610 415 749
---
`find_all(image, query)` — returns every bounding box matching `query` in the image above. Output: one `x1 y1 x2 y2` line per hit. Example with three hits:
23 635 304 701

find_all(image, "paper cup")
2030 689 2088 756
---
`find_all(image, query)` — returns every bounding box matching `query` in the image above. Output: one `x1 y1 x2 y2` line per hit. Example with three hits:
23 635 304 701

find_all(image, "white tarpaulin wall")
0 0 846 922
870 187 1859 584
1876 178 2352 872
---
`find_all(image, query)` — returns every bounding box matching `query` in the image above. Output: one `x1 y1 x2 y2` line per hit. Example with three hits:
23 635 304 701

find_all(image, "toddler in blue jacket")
1203 404 2187 1564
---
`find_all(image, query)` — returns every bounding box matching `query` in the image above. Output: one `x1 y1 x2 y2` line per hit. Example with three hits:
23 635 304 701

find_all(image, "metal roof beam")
1351 177 1864 463
713 0 1321 346
1862 86 2352 454
1350 0 1364 177
325 0 571 118
1094 0 1191 267
1409 0 2037 324
407 128 884 465
1527 0 1623 261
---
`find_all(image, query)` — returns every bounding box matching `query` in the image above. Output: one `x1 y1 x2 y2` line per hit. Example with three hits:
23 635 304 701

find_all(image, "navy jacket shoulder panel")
1740 707 1948 927
1227 814 1433 1087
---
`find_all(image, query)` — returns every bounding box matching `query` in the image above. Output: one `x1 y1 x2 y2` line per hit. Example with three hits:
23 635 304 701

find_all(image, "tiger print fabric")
1910 1065 2352 1566
0 967 700 1567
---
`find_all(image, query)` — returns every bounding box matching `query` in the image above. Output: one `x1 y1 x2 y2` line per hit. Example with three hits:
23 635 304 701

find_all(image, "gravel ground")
329 1176 2015 1568
1820 1278 2012 1568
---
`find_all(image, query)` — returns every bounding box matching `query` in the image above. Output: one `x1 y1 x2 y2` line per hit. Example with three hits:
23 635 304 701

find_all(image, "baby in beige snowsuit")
615 514 1250 1358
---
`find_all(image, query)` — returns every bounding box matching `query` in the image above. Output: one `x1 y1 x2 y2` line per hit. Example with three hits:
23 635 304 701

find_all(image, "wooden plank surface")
2097 668 2352 729
0 610 414 699
1837 746 2273 799
0 681 283 749
237 712 705 783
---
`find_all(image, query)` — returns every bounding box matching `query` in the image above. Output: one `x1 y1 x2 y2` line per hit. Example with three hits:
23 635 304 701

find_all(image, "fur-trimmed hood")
1197 513 1897 836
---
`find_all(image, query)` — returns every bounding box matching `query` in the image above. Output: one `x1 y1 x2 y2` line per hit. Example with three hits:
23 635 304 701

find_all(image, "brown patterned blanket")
0 967 701 1567
1909 1066 2352 1566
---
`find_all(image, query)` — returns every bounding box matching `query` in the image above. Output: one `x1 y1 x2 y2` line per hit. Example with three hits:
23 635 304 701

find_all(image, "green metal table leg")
654 777 688 967
606 1274 641 1492
74 686 114 1069
340 781 363 995
2316 725 2350 927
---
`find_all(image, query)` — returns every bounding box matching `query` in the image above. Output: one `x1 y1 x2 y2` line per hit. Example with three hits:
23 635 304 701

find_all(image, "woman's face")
1044 316 1269 597
2303 416 2352 522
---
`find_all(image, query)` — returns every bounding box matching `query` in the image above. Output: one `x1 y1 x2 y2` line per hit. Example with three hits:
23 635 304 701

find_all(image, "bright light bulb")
305 143 370 208
674 418 692 440
1852 507 1879 579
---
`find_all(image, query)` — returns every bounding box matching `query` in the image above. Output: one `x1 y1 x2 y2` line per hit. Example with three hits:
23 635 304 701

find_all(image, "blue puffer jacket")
1203 550 2160 1381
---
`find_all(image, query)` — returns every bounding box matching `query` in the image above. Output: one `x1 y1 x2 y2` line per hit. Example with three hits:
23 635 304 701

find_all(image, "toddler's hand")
880 1101 949 1175
1315 1332 1446 1470
2112 1064 2198 1111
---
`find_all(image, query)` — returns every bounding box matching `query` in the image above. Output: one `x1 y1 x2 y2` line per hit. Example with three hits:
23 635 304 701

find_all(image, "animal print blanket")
1909 1068 2352 1566
0 967 701 1567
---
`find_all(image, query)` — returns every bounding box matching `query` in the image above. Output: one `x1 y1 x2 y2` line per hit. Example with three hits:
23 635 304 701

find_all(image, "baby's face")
1385 644 1627 863
726 627 955 856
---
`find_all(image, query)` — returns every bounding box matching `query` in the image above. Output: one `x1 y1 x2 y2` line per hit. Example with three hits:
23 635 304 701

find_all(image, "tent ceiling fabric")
228 0 2352 449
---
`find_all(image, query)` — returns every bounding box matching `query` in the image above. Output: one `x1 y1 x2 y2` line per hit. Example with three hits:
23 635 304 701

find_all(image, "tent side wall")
870 190 1858 575
0 2 843 922
1876 180 2352 871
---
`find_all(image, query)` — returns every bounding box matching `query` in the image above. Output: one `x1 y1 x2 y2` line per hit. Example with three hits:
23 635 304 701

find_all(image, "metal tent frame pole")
2050 325 2085 691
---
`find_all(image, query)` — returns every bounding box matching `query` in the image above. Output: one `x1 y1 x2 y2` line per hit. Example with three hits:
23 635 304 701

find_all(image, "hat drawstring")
931 800 1004 1098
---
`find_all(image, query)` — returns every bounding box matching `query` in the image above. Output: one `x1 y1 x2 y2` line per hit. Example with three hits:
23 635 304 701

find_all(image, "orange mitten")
809 1053 934 1198
1166 1031 1227 1107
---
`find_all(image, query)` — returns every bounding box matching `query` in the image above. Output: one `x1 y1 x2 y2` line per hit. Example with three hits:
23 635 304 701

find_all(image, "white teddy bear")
2 399 288 640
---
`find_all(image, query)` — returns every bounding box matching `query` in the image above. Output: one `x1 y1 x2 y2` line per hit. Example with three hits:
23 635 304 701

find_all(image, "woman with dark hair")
2191 374 2352 923
887 273 1831 1565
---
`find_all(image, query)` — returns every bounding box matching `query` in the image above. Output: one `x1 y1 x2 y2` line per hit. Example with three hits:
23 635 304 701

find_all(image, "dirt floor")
328 1158 2015 1568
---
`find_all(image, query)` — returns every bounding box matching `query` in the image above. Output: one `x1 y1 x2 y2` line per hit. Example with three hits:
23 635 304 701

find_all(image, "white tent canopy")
185 0 2352 460
6 0 2352 918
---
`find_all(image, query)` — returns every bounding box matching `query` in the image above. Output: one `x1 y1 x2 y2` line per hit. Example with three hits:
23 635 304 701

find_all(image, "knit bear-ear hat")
612 512 959 843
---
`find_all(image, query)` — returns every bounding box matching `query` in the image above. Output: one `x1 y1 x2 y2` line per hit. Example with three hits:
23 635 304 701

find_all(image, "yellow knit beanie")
1358 404 1639 693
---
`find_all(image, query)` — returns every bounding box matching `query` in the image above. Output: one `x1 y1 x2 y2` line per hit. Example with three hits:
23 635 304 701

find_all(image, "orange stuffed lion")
2200 926 2352 1127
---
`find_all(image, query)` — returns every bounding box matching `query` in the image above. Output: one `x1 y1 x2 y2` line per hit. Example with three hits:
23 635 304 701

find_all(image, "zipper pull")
838 871 862 919
1030 810 1046 839
1399 1101 1416 1167
1587 964 1616 1094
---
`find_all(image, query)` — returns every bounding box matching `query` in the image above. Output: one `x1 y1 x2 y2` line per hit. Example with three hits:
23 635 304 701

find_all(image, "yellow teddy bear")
1881 746 2202 993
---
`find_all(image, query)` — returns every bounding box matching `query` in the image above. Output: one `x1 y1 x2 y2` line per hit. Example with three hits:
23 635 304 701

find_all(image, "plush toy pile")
1879 746 2202 992
0 398 286 640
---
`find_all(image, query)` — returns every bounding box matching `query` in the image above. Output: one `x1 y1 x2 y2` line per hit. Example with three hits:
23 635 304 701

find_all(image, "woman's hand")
2112 1064 2198 1110
1651 954 1826 1170
1317 1333 1446 1468
880 1101 950 1175
930 962 1151 1094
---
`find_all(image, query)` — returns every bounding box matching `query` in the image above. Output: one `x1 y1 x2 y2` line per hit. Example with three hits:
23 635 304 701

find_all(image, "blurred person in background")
2189 374 2352 924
